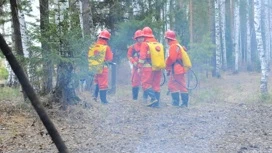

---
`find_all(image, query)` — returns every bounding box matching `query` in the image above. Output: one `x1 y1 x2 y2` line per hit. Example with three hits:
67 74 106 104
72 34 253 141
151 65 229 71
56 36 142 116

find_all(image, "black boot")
171 92 180 106
132 87 139 100
146 89 158 107
180 93 189 107
93 84 99 102
100 90 109 104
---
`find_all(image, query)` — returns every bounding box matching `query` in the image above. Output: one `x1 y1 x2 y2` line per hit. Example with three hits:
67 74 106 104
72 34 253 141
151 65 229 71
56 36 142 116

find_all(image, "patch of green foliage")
0 58 8 80
259 93 272 104
189 34 215 72
0 87 22 101
0 67 8 80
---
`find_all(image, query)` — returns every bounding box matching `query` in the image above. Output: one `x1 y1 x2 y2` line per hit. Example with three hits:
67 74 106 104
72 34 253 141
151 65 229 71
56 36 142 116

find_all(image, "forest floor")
1 71 272 153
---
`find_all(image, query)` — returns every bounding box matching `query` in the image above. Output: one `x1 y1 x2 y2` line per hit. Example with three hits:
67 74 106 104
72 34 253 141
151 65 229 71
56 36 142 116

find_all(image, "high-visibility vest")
88 44 107 74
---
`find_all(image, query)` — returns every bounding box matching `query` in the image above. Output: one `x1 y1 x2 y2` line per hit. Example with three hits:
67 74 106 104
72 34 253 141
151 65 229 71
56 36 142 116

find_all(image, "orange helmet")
133 30 144 39
164 30 176 40
142 26 154 37
98 29 111 40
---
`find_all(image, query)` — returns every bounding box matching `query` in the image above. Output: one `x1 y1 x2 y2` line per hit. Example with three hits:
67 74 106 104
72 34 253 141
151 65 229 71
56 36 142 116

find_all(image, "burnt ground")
1 71 272 153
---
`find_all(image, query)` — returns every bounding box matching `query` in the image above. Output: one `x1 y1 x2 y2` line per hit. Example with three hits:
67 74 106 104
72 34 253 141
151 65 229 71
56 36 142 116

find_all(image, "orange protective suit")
127 42 141 87
139 37 162 92
166 40 187 93
93 38 113 90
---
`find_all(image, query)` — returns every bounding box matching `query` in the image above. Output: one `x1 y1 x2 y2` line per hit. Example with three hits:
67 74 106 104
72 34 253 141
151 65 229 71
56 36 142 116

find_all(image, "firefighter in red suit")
127 30 144 100
138 27 162 107
165 30 189 107
92 30 113 104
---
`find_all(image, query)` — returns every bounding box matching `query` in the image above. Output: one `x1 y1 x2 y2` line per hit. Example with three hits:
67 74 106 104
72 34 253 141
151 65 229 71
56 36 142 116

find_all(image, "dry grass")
1 71 272 152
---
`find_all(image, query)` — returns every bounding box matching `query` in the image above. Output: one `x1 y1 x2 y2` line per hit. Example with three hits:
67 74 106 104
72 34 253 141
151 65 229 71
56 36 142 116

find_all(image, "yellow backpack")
177 44 192 71
88 44 107 74
147 42 166 71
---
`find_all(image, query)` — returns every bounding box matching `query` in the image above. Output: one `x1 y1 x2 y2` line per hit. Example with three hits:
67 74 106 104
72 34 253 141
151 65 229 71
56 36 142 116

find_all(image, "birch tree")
233 0 240 73
254 0 268 93
220 0 227 70
214 0 221 77
263 0 271 65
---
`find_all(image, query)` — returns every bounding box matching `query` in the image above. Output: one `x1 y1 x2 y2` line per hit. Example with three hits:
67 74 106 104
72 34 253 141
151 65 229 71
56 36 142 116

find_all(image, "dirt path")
1 72 272 153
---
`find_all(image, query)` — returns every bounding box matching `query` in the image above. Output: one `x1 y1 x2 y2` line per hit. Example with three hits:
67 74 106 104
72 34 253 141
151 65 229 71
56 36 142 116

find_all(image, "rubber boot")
171 92 180 106
151 92 160 107
146 89 158 107
92 84 99 102
143 90 148 103
180 93 189 107
99 90 109 104
132 87 139 100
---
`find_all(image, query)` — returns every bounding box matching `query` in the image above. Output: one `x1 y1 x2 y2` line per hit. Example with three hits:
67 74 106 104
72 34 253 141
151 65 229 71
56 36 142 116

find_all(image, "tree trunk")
209 0 216 77
53 62 80 106
80 0 94 91
220 0 227 70
264 0 271 65
225 0 233 69
9 0 24 87
214 0 221 77
40 0 53 95
246 0 252 70
234 0 240 73
52 0 80 105
254 0 268 93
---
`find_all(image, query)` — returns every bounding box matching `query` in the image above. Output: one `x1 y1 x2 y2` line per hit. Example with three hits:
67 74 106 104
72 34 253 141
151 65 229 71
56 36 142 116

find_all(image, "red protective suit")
127 42 142 87
166 40 187 93
93 38 113 90
139 37 162 92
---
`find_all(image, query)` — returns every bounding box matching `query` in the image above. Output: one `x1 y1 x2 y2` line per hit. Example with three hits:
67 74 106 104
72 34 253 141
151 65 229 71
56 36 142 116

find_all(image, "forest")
0 0 272 153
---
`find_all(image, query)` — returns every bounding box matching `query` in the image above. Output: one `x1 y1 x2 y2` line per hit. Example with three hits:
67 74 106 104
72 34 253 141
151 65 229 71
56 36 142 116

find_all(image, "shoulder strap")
174 44 184 66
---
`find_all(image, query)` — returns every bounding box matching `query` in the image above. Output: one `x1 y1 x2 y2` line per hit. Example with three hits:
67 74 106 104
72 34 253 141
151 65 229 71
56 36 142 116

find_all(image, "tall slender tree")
220 0 227 70
254 0 268 93
246 0 252 69
9 0 24 87
233 0 240 73
40 0 53 95
214 0 221 77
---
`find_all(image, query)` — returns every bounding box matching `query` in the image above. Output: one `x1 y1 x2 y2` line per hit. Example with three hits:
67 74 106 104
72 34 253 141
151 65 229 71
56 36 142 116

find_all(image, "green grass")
0 67 8 80
259 93 272 104
0 87 22 101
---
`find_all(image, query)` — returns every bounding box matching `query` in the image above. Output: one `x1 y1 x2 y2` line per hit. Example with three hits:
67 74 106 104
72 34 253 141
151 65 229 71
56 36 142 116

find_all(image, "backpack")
147 42 166 71
177 44 192 71
88 44 107 74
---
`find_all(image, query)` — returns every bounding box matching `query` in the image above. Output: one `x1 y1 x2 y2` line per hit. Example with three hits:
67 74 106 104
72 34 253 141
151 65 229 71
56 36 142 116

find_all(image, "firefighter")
165 30 191 107
127 30 145 100
138 26 163 107
89 29 113 104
